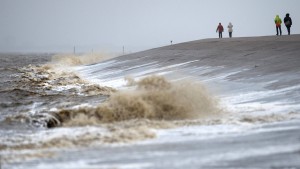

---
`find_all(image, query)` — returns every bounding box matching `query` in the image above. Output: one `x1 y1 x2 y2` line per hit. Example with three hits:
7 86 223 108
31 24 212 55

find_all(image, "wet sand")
119 35 300 89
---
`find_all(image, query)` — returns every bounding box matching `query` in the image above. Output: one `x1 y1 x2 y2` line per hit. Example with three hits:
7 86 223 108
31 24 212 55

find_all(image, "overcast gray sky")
0 0 299 53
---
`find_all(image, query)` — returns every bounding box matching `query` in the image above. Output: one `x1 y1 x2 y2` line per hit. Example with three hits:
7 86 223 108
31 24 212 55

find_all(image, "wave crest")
46 76 221 127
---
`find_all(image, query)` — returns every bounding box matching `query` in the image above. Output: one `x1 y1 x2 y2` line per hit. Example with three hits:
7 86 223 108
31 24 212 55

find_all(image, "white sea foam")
77 60 201 89
27 161 152 169
75 59 300 117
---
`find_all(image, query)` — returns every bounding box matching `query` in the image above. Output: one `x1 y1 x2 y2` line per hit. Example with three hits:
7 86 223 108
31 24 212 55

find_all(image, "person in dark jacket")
216 23 224 38
227 22 233 38
284 13 292 35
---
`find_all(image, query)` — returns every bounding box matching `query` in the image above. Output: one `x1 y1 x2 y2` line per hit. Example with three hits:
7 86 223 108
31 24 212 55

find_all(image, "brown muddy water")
0 53 220 163
1 52 300 169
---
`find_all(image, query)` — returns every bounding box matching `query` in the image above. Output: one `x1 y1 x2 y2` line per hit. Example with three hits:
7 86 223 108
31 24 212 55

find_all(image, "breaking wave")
0 53 116 126
16 56 116 97
2 53 300 164
1 75 223 162
42 76 221 127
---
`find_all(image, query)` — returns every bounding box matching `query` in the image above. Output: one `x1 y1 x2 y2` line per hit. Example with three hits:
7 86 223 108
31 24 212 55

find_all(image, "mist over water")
51 53 115 66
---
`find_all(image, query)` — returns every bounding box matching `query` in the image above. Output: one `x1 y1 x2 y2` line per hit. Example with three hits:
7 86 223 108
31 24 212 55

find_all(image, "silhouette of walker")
216 23 224 38
228 22 233 38
274 15 282 36
284 13 292 35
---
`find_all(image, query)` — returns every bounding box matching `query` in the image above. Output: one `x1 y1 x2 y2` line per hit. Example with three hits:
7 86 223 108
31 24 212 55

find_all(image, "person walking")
228 22 233 38
274 15 282 36
284 13 292 35
216 23 224 38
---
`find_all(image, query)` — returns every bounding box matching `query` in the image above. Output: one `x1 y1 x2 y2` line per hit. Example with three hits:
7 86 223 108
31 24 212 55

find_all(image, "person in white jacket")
228 22 233 38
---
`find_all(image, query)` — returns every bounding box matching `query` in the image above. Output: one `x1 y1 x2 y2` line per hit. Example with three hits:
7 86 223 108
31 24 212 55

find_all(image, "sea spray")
47 76 221 127
3 65 300 163
51 53 114 66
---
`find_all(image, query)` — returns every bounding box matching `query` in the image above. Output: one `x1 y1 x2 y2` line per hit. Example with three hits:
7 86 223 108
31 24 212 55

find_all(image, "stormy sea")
1 35 300 169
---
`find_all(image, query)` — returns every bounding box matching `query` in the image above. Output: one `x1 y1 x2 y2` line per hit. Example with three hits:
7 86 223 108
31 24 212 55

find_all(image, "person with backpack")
284 13 292 35
228 22 233 38
216 23 224 38
274 15 282 36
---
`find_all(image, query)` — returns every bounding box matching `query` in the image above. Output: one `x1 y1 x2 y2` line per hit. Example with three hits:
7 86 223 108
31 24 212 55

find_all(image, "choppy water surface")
1 52 300 169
